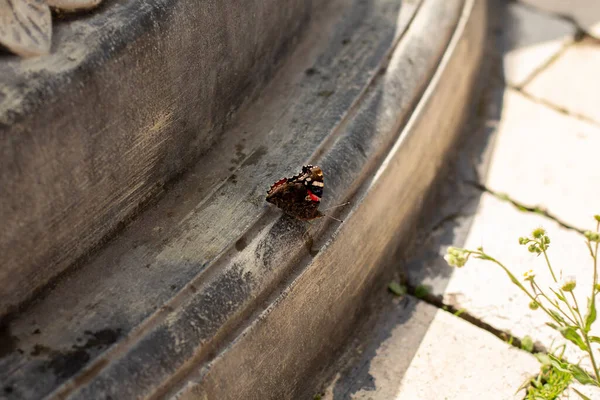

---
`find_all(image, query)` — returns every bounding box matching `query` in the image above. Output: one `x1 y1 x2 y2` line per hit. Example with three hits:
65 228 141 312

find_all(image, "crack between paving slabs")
512 87 600 130
466 180 588 236
398 178 598 397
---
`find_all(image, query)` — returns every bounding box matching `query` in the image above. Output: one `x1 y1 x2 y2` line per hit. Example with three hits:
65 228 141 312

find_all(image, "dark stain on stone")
317 90 335 98
0 323 17 359
241 146 267 167
48 349 90 379
78 329 121 350
171 284 177 291
166 211 175 218
40 328 121 379
229 174 238 184
32 328 41 335
342 38 350 45
4 386 13 394
304 234 319 257
235 236 248 251
31 344 52 356
305 67 317 76
229 166 236 171
189 284 198 293
304 235 314 255
231 143 247 165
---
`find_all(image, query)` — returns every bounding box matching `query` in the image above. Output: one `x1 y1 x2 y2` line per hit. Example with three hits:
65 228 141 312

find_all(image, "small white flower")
561 275 577 292
523 270 536 282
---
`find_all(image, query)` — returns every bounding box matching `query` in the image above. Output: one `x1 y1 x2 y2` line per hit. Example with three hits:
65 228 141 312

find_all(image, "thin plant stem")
592 221 599 301
569 292 584 327
541 246 582 330
470 251 561 324
532 281 577 325
541 244 558 283
587 221 600 383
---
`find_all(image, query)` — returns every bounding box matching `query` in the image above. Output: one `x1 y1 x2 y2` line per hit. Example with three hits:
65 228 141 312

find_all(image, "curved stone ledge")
0 0 486 398
0 0 332 317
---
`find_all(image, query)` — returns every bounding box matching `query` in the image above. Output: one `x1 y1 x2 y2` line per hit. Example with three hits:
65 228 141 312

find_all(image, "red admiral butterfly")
266 165 346 221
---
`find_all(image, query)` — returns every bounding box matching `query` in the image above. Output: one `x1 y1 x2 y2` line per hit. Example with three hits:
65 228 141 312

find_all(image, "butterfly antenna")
322 213 343 223
321 201 350 212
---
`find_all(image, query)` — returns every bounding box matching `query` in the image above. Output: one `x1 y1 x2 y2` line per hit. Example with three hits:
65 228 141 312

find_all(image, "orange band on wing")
307 190 320 202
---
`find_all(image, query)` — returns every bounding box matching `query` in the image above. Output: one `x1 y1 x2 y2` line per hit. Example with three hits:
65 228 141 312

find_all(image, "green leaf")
546 322 560 331
585 297 597 333
521 335 534 353
388 281 406 297
549 310 566 325
558 326 588 351
548 354 571 373
570 364 597 386
414 284 429 299
550 288 566 302
534 353 551 366
573 387 592 400
589 336 600 344
453 308 466 317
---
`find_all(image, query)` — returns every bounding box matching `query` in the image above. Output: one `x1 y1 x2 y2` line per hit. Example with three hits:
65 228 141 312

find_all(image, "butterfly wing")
266 165 324 220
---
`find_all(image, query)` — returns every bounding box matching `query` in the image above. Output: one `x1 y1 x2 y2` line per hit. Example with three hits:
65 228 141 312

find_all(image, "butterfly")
266 165 346 221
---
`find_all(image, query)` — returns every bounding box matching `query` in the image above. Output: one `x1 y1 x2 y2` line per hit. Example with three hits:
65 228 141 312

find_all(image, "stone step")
0 0 336 317
316 295 538 400
0 0 486 397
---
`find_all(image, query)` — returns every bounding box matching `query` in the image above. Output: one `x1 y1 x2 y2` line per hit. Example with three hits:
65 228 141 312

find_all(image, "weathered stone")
485 89 600 230
525 42 600 125
520 0 600 39
405 87 600 376
321 297 538 400
504 2 575 87
0 0 488 398
561 383 600 399
0 0 334 317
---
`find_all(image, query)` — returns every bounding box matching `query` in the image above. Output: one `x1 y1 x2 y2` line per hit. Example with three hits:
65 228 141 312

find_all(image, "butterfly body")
266 165 325 220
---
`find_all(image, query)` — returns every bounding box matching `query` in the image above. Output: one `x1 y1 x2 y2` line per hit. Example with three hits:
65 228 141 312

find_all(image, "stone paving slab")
504 2 575 87
442 193 597 367
561 383 600 399
525 41 600 125
405 85 600 376
321 296 538 400
519 0 600 39
483 89 600 230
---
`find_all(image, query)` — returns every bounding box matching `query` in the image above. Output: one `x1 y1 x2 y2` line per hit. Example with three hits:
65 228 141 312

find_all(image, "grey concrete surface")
404 1 600 395
0 0 335 317
171 0 485 397
525 40 600 125
0 0 487 398
504 2 575 87
520 0 600 39
320 296 538 400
